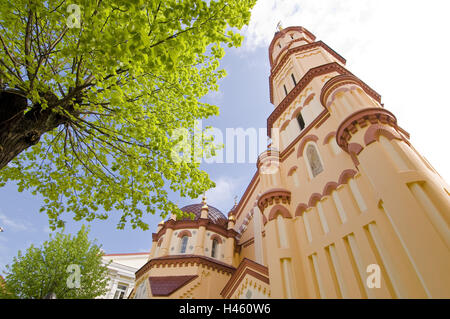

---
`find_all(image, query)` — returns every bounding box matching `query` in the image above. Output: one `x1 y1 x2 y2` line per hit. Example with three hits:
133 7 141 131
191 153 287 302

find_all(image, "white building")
100 252 149 299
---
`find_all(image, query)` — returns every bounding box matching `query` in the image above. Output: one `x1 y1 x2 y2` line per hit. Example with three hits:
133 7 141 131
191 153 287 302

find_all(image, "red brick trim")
323 131 337 145
257 188 291 213
136 255 236 280
294 169 358 214
177 230 192 238
280 119 290 131
153 219 237 243
287 166 298 176
297 135 319 158
308 193 323 207
268 204 293 222
348 143 364 155
320 74 381 108
364 124 403 146
272 37 312 67
322 182 339 196
338 169 358 185
268 26 317 67
210 234 223 244
221 258 269 298
295 203 308 217
336 108 398 153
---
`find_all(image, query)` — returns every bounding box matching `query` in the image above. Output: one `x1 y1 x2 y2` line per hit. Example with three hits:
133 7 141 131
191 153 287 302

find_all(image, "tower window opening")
180 236 188 254
283 84 288 96
211 239 218 258
278 43 281 48
290 34 294 39
297 113 305 130
291 73 297 86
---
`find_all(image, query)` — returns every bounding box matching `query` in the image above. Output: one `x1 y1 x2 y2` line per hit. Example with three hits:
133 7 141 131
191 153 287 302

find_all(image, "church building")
129 25 450 299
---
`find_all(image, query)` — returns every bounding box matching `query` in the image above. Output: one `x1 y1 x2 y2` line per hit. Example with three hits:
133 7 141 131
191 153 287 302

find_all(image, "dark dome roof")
180 203 227 226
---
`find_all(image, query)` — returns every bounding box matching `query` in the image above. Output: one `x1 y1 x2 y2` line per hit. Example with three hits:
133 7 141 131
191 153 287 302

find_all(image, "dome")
179 203 227 226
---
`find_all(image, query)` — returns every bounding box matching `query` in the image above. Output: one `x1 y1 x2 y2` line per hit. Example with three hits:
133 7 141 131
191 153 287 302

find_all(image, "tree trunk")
0 90 66 170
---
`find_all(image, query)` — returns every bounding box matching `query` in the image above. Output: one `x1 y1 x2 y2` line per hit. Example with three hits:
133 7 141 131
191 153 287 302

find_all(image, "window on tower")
180 236 188 254
283 84 288 96
291 73 297 86
211 239 218 258
297 113 305 130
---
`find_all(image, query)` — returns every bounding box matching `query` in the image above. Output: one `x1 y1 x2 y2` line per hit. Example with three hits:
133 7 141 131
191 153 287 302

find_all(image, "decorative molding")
268 204 293 222
296 134 319 158
323 131 337 145
268 26 317 67
320 74 381 108
295 169 358 215
287 166 298 176
220 258 269 298
364 123 403 146
257 188 291 213
336 108 401 153
177 230 192 238
135 255 235 280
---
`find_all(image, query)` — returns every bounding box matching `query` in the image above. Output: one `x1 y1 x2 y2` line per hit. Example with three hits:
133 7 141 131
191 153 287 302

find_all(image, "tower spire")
276 21 283 32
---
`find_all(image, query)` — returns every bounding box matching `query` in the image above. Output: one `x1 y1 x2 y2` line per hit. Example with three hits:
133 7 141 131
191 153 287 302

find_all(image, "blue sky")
1 0 449 274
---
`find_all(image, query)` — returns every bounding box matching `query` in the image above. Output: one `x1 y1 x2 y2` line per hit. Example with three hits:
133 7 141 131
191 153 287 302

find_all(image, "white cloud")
199 176 244 212
0 213 29 232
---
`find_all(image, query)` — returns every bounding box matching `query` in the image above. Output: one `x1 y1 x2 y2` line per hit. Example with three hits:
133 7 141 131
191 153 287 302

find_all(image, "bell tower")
254 24 450 298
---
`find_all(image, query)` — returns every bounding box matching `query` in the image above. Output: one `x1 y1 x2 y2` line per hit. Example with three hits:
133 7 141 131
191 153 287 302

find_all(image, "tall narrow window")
283 84 288 96
290 34 294 39
306 144 324 177
297 113 305 130
278 43 282 48
211 239 218 258
291 73 297 86
180 236 188 254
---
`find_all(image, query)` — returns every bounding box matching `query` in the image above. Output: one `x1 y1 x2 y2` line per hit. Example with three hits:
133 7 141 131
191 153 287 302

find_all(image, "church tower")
232 25 450 299
133 25 450 299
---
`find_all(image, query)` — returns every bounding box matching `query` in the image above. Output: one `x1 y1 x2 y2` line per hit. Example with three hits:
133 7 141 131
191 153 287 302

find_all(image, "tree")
0 0 256 230
0 225 110 299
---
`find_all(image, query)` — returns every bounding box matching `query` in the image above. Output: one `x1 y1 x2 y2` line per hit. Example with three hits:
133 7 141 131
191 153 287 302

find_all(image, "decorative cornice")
295 169 358 216
320 74 381 108
336 108 399 153
135 255 236 280
220 258 269 298
257 188 291 213
268 26 317 67
296 134 319 158
153 219 237 243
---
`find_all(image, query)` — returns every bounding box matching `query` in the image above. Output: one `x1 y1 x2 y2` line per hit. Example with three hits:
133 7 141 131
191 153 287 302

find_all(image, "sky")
1 0 449 274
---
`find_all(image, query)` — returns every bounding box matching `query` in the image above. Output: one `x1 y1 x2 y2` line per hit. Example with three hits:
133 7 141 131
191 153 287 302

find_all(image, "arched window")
211 239 219 258
180 236 188 254
306 144 324 178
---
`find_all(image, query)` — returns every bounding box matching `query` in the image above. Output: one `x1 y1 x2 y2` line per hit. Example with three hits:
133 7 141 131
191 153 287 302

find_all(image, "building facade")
131 26 450 299
100 252 149 299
